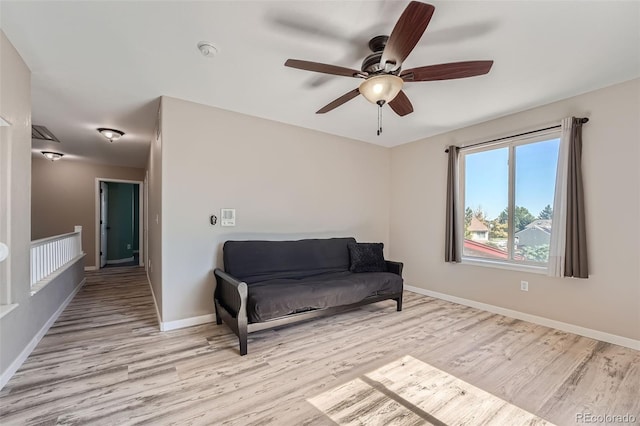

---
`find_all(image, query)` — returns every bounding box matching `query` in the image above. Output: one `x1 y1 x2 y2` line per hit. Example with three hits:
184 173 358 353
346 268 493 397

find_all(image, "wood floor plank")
364 356 552 425
309 378 428 426
538 341 640 425
1 266 638 425
0 368 178 424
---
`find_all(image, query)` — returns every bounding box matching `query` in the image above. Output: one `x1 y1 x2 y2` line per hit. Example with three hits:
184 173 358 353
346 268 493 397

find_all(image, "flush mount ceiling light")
197 41 218 58
358 74 404 135
41 151 64 161
358 74 404 105
97 128 124 142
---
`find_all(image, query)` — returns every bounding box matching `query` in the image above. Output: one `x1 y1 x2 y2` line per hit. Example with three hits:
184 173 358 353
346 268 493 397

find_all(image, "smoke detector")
197 41 218 58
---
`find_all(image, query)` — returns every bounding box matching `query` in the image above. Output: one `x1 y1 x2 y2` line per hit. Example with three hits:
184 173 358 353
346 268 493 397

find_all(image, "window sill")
0 303 19 320
461 257 548 275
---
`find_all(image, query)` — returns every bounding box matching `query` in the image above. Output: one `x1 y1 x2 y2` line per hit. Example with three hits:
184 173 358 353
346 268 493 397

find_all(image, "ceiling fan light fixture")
97 128 124 142
359 74 404 105
41 151 64 161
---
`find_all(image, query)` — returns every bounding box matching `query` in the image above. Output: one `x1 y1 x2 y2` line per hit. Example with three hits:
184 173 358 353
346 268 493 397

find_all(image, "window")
460 131 560 270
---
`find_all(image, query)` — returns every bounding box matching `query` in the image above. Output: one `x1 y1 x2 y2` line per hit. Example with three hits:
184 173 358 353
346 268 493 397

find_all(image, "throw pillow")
348 242 387 273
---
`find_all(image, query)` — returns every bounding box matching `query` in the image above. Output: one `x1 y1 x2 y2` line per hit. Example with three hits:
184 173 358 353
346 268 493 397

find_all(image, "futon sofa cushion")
246 271 403 322
223 237 355 284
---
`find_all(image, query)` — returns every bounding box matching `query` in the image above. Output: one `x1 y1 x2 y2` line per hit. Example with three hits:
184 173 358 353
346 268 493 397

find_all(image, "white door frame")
94 178 144 269
144 171 149 276
99 181 109 268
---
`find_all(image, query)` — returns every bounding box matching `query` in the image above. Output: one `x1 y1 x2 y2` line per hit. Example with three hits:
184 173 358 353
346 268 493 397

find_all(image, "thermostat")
221 208 236 226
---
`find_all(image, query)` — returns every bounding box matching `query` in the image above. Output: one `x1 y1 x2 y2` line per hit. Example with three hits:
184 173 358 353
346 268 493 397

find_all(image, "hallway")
0 267 241 424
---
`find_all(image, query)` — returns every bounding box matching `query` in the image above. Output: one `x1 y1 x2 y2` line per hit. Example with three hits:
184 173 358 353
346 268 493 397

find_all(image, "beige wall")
0 30 84 387
31 157 145 267
158 96 390 323
0 29 31 306
390 78 640 341
146 104 163 317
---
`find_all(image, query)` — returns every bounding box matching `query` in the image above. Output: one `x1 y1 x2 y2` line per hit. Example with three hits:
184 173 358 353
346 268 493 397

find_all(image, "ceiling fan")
284 1 493 134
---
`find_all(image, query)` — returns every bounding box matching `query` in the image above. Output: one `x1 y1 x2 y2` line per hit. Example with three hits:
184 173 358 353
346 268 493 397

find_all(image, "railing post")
74 225 83 254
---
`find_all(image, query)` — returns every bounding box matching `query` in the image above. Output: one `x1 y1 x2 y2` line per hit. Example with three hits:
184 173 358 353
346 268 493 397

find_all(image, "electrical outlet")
520 281 529 291
127 243 131 249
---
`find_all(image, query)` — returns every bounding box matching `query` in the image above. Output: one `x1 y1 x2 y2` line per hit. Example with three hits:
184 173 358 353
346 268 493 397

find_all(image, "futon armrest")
385 261 404 277
213 268 248 317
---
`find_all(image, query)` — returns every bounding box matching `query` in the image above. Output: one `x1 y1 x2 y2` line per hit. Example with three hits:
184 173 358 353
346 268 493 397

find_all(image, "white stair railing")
31 226 83 287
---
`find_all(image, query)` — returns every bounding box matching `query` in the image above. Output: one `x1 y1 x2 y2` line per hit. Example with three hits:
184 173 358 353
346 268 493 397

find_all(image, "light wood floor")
1 267 638 425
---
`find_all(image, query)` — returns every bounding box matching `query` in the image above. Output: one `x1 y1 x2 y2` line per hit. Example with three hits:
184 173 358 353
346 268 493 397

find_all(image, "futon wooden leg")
238 318 248 356
239 335 247 356
396 295 403 312
214 302 222 325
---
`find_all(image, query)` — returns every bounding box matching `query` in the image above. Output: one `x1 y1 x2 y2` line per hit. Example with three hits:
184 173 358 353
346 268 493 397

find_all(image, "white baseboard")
106 257 134 265
146 272 162 331
160 314 216 331
144 272 215 332
0 278 86 390
405 285 640 351
84 266 98 271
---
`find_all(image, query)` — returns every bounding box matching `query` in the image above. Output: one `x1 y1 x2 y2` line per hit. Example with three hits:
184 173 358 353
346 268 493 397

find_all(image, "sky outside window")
465 147 508 220
465 139 559 221
515 139 560 218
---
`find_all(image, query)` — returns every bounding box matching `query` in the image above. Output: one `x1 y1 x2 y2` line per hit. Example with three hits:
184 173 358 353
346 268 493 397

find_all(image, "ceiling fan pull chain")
377 101 383 136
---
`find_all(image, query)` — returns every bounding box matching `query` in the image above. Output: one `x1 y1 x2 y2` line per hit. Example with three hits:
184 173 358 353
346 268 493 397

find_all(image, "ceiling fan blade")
285 59 363 78
388 91 414 116
401 60 494 82
316 88 361 114
380 1 435 69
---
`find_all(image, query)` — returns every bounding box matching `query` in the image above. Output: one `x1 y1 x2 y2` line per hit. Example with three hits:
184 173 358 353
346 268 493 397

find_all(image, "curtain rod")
444 117 589 153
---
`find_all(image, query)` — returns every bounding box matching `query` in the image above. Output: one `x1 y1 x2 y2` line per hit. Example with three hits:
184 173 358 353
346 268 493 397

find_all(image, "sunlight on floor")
308 355 554 426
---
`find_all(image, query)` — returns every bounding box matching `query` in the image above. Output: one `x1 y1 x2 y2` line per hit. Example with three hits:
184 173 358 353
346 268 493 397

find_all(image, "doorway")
95 178 144 269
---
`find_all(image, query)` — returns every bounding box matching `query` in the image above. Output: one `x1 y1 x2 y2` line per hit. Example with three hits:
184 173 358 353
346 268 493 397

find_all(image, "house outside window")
460 130 560 272
468 216 489 241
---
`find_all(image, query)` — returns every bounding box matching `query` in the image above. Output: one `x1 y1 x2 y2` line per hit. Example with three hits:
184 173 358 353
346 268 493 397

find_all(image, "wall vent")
32 125 60 142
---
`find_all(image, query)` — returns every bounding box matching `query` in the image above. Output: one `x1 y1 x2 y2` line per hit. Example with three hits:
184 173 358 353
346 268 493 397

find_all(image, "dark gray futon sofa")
213 237 403 355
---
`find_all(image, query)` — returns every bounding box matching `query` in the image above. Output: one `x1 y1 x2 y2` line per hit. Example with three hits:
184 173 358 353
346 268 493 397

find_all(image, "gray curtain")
564 118 589 278
445 146 461 262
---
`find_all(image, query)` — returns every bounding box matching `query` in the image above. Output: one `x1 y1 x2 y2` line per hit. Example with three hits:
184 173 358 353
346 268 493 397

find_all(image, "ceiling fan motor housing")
361 35 400 74
361 52 384 73
368 35 388 52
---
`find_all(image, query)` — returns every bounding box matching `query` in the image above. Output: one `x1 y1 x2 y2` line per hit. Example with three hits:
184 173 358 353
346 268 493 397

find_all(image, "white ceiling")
1 1 639 169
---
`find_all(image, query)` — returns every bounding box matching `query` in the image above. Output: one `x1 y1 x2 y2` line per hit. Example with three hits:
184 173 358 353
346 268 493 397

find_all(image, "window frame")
458 128 561 274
